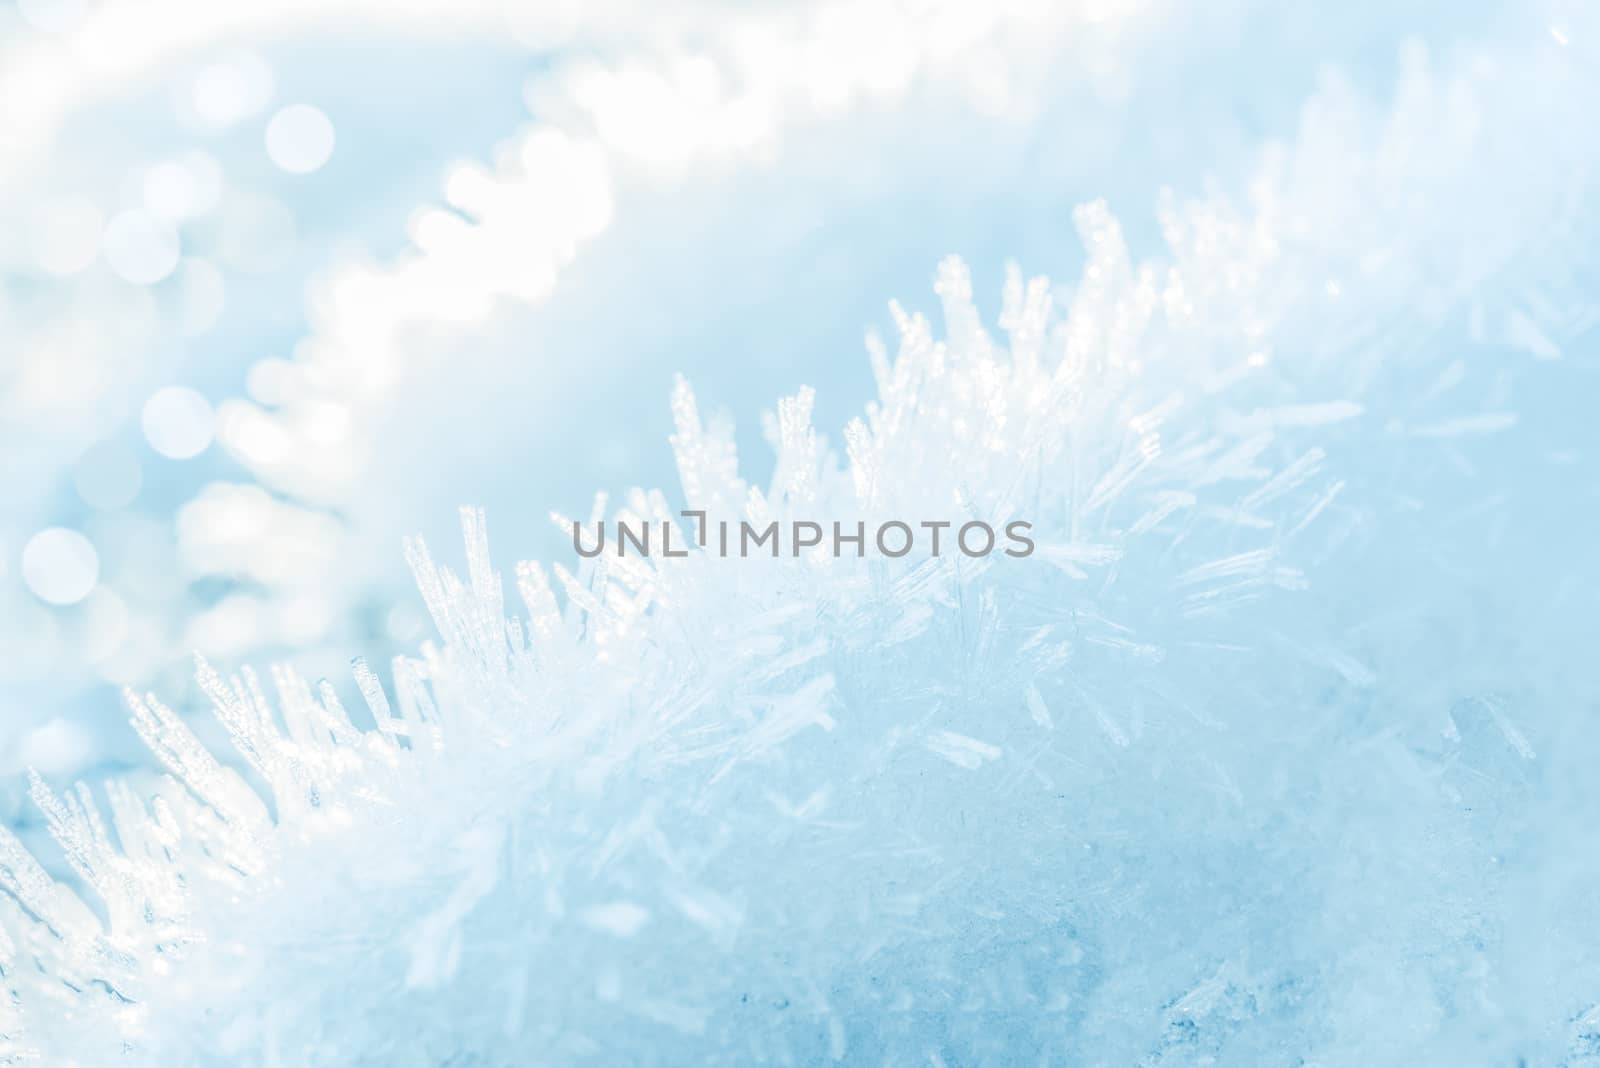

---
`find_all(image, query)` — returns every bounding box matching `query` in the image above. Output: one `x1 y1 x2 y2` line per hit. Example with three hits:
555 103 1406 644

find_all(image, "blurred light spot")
16 0 87 33
15 718 95 775
178 483 339 586
265 105 336 175
73 441 142 509
143 160 200 221
246 357 293 406
186 594 263 658
30 196 103 276
216 193 296 274
91 513 176 605
217 400 292 465
304 399 351 445
22 528 99 606
80 587 129 662
192 53 275 129
183 151 226 215
103 210 180 285
277 591 331 645
444 162 494 214
409 206 472 255
142 386 214 459
178 258 227 336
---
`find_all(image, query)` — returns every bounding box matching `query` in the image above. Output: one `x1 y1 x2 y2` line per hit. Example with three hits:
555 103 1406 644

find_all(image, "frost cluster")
2 179 1596 1063
1 9 1599 1066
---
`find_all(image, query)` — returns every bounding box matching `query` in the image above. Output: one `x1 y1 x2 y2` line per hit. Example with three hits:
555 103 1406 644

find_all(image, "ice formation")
3 13 1600 1065
4 152 1598 1061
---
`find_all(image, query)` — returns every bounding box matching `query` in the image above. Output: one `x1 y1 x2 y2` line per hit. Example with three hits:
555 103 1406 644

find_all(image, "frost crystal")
4 44 1600 1051
0 195 1584 1062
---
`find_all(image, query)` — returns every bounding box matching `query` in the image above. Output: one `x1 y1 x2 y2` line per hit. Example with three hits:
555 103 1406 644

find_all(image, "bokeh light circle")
102 210 181 285
142 386 215 459
265 105 336 175
21 528 100 606
30 196 103 276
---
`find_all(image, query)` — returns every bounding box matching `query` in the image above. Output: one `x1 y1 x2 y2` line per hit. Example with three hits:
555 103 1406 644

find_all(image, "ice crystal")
4 158 1595 1060
2 20 1599 1061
